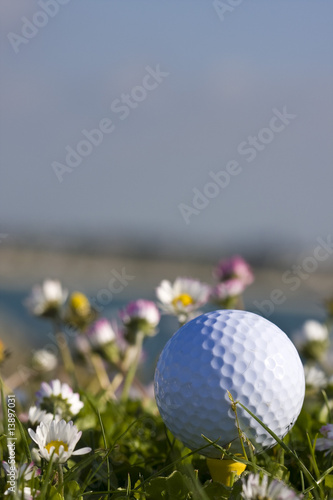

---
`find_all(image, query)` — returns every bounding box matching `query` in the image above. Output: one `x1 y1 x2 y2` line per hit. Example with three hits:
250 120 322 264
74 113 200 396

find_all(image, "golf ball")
154 310 305 458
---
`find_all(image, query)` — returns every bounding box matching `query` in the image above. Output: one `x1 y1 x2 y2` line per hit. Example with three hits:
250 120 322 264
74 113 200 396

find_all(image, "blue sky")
1 0 333 255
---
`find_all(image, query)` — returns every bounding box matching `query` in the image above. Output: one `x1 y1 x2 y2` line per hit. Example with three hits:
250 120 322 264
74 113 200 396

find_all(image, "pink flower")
214 255 254 286
120 300 160 327
211 279 246 302
119 300 160 340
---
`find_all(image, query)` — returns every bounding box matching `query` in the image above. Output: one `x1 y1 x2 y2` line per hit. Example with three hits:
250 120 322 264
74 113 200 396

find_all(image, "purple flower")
316 423 333 455
120 300 160 341
214 255 254 286
120 300 160 327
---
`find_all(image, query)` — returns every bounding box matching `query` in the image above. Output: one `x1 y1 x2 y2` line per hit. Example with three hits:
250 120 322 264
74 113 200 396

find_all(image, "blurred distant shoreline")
1 239 332 305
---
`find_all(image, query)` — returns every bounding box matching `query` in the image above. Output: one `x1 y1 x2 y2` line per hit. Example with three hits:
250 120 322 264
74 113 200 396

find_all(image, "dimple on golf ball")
154 310 305 458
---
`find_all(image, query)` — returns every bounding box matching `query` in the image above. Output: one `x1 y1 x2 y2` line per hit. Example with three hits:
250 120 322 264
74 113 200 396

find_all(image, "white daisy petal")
28 418 91 464
24 279 67 317
241 473 301 499
156 277 209 322
72 447 92 455
35 379 84 419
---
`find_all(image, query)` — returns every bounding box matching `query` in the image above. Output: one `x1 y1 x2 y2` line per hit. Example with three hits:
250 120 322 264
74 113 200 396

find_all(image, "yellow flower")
66 292 96 329
69 292 91 317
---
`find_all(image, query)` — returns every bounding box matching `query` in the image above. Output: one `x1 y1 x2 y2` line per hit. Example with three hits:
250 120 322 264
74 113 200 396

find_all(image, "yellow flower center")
70 292 90 316
45 440 68 455
172 293 194 308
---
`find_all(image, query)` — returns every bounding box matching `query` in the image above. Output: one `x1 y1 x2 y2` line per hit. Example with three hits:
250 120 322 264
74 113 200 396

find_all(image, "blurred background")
1 0 333 379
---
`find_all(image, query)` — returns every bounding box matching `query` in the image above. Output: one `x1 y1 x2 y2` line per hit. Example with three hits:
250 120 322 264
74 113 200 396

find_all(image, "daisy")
120 300 160 342
2 461 40 481
304 365 327 389
86 318 116 348
24 280 68 318
292 320 329 360
31 349 58 373
241 473 301 500
315 423 333 455
28 419 91 464
4 486 39 499
28 406 54 426
294 320 328 344
36 379 84 419
214 255 254 286
156 277 209 323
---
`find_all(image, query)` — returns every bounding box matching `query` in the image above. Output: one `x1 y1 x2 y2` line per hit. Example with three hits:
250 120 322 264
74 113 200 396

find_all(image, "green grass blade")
86 395 111 499
38 451 56 500
237 401 318 491
321 390 332 421
202 435 271 477
15 413 32 463
303 465 333 494
0 379 8 435
306 433 321 480
134 437 242 492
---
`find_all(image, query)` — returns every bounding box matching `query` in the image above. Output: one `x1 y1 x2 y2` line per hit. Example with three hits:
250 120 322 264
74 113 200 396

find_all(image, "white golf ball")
154 310 305 458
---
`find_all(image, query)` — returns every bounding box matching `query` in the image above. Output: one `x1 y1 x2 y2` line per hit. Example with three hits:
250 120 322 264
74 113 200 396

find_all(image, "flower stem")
107 372 124 397
121 331 144 402
227 391 248 461
90 353 111 392
58 464 64 497
54 323 78 389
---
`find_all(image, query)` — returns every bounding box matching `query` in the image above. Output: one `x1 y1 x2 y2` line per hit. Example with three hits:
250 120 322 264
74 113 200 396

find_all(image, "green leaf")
42 484 63 500
64 480 83 500
145 470 190 499
203 481 230 500
324 475 333 488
